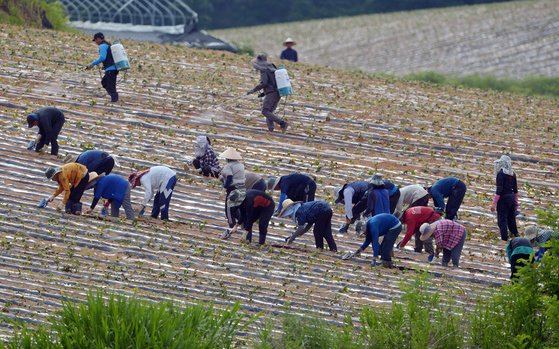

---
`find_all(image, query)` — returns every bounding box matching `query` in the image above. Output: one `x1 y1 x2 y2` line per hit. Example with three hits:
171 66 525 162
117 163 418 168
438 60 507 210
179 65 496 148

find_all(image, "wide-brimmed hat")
283 38 296 46
27 113 38 128
278 199 300 217
227 189 247 208
524 225 540 241
85 172 104 190
220 147 242 160
44 166 63 180
267 176 280 190
419 223 435 241
369 174 384 186
63 154 78 164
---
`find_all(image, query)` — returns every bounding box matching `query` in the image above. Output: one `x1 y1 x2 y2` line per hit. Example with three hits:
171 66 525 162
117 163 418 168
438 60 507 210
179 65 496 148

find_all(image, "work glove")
47 196 55 203
284 235 294 245
338 223 349 234
246 89 255 95
342 249 361 260
257 92 265 98
396 241 401 249
220 228 233 240
85 64 94 71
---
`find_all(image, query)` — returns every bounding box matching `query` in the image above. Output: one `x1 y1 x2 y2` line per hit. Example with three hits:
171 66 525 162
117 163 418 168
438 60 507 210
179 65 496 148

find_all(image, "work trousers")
262 92 285 131
445 181 466 220
510 253 532 279
441 232 466 267
151 176 177 220
244 202 274 245
111 184 135 219
497 194 519 241
312 209 337 251
380 225 402 262
65 173 89 214
101 70 119 102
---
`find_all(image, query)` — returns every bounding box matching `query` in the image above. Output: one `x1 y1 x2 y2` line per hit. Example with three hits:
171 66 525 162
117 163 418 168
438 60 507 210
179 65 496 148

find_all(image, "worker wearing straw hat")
419 220 467 268
280 37 298 62
220 147 246 228
279 199 337 252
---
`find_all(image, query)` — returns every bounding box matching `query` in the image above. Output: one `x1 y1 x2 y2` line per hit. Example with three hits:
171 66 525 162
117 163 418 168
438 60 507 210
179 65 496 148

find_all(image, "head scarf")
128 169 150 189
494 155 514 176
194 136 209 157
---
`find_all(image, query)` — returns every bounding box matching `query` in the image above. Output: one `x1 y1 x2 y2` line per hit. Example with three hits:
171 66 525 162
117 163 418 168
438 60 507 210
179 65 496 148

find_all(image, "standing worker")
128 166 177 221
85 32 119 102
268 173 316 214
334 180 369 234
247 53 288 133
342 213 402 268
280 38 298 62
220 148 246 228
491 155 519 241
427 177 467 221
84 174 135 219
279 199 337 252
225 189 275 244
26 107 65 156
64 149 115 175
43 163 90 215
419 220 467 268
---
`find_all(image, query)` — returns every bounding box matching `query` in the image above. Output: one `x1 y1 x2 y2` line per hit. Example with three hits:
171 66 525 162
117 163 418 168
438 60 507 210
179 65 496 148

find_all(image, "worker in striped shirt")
419 219 467 268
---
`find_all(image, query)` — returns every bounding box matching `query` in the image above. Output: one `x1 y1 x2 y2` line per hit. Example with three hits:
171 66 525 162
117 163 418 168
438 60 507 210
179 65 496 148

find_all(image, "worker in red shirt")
397 206 442 262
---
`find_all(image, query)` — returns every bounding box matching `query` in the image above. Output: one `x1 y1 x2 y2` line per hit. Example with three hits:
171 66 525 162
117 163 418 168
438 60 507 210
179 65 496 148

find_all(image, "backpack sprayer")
274 65 293 117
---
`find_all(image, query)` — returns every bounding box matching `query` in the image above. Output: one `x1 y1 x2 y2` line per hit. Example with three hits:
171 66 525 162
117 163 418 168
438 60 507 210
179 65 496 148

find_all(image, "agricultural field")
213 0 559 79
0 21 558 343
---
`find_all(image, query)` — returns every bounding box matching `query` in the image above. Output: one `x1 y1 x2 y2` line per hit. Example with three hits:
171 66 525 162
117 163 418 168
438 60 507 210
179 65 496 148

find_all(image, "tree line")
190 0 513 30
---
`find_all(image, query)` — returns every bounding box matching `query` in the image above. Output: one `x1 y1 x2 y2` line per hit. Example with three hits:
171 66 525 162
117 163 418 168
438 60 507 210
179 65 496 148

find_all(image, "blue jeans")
151 176 177 220
381 225 402 262
442 232 466 267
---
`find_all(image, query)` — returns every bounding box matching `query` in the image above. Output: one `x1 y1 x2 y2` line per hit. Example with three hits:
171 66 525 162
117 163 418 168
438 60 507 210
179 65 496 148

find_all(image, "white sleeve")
140 176 153 206
343 187 355 220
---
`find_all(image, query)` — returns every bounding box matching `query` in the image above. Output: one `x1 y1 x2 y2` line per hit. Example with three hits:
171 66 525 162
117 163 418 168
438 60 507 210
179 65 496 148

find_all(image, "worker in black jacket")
26 107 65 156
225 189 275 245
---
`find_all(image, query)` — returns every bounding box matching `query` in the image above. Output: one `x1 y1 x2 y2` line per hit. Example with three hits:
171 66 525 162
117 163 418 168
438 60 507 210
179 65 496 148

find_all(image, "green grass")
3 292 251 348
0 0 68 30
405 71 559 98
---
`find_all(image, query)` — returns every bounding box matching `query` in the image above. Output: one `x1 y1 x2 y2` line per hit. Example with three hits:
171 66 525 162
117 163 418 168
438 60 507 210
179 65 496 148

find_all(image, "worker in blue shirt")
86 32 119 102
280 38 298 62
427 177 466 221
342 213 402 268
84 174 135 219
64 149 115 175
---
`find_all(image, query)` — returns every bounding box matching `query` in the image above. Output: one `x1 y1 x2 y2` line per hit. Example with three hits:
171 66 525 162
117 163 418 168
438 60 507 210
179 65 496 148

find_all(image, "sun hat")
283 38 296 46
267 176 281 190
369 174 384 186
278 199 297 217
44 166 63 180
220 147 242 160
85 172 104 190
419 223 435 241
524 225 540 241
128 169 150 189
227 189 247 208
